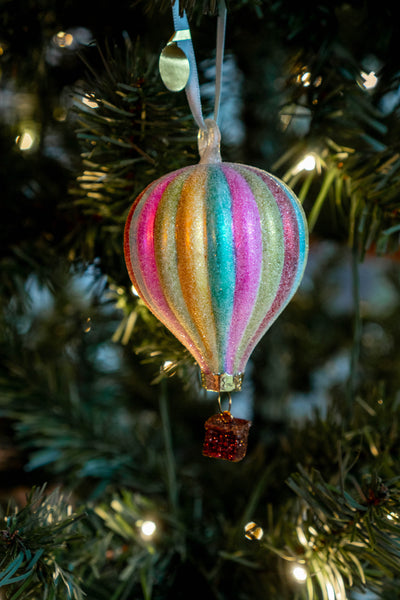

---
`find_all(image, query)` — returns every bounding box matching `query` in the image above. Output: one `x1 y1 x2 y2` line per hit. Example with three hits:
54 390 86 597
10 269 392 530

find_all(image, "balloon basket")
202 411 251 462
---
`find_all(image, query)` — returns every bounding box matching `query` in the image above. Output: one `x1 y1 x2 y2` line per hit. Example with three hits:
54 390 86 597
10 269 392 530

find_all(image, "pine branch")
277 37 400 256
137 0 264 17
0 485 85 600
0 267 167 494
109 283 197 384
70 33 196 270
68 33 206 371
280 467 400 596
88 490 182 600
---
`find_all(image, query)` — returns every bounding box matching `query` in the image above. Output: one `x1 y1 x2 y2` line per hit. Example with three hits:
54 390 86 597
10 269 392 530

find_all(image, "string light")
292 565 307 582
53 107 67 122
139 520 157 539
361 71 378 90
296 69 311 87
15 130 35 151
293 153 317 174
244 521 264 540
82 95 99 109
295 69 322 88
300 71 311 87
54 31 74 48
131 284 139 297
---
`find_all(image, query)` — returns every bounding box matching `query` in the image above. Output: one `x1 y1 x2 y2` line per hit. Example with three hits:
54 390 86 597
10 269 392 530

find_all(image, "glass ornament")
124 120 308 393
124 120 308 460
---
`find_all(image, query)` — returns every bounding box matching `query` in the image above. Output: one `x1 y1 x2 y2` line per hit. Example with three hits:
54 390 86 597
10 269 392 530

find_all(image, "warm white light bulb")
16 131 35 151
301 154 316 171
361 70 378 90
301 71 311 87
293 153 316 174
82 95 99 109
244 521 264 540
292 565 307 582
64 33 74 46
141 520 156 538
55 31 74 47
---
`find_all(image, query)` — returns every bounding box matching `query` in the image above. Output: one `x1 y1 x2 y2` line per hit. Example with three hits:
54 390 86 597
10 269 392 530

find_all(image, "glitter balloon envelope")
124 120 309 461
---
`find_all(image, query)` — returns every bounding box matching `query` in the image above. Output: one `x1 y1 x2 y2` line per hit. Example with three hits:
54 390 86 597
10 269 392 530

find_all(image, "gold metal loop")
200 371 244 392
217 392 232 414
171 29 191 42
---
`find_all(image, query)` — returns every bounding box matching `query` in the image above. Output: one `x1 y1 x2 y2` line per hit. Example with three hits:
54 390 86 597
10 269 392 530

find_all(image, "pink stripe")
222 165 262 373
238 171 299 372
132 170 206 369
124 185 152 299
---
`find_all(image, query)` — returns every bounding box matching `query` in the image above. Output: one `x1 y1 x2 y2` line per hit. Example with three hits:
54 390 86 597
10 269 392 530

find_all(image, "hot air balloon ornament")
124 3 309 462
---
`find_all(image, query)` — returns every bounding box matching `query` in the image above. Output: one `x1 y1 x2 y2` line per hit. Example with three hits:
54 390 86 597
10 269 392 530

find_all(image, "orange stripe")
175 168 218 372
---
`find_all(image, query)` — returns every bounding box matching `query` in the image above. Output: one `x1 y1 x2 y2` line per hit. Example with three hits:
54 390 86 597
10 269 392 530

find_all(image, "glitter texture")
124 161 309 391
202 411 251 462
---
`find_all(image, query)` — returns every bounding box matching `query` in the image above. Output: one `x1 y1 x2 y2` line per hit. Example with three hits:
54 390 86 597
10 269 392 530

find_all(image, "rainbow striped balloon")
124 162 308 392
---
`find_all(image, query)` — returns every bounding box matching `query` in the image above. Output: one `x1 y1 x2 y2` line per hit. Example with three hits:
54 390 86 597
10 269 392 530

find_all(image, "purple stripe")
222 165 262 373
238 169 302 371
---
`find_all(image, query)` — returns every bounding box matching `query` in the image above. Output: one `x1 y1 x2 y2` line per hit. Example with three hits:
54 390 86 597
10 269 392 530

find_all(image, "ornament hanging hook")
217 392 232 414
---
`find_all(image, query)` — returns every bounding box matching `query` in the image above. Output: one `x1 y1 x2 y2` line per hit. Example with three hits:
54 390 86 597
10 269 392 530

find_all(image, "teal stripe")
206 166 235 372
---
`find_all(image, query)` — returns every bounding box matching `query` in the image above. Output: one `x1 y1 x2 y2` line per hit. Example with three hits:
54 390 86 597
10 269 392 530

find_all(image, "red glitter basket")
202 411 252 462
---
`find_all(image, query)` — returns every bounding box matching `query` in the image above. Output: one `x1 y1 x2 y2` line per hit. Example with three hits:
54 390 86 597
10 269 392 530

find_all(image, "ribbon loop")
160 0 227 134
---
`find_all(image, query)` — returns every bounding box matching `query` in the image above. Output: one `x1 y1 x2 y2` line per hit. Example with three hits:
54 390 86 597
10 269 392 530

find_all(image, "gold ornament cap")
201 371 244 392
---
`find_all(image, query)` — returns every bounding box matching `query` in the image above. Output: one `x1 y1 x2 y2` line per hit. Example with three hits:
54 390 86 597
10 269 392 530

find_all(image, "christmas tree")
2 0 400 598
